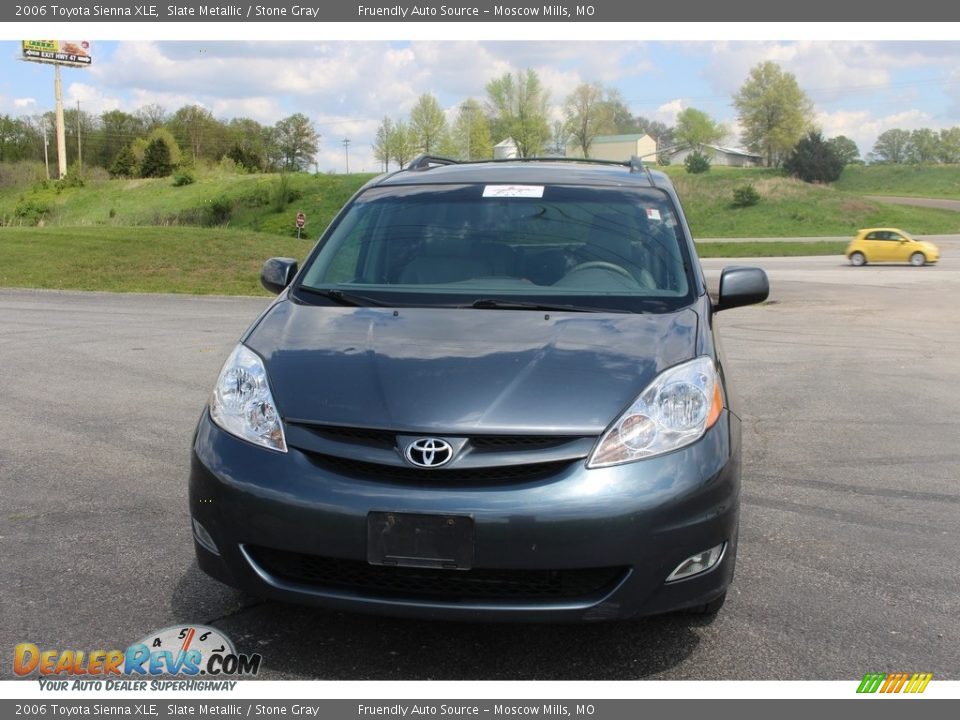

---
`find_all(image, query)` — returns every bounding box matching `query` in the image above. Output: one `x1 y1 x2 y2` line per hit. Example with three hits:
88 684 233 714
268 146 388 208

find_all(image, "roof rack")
407 155 460 171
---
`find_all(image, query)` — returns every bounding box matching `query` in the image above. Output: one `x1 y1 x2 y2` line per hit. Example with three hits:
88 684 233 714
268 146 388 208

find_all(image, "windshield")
296 183 696 312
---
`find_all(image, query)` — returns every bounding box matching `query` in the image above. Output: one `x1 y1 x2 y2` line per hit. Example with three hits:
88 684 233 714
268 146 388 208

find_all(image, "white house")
493 137 519 159
667 144 764 168
566 133 658 162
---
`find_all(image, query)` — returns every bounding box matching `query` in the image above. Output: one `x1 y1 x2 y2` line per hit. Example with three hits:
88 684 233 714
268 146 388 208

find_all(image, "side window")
865 232 879 240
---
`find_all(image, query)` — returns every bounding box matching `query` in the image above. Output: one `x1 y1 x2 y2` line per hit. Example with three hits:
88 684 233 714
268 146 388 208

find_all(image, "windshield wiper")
297 286 390 307
466 298 631 314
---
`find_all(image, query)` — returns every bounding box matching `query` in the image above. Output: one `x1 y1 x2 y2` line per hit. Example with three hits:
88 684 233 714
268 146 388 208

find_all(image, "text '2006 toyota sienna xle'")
189 155 769 622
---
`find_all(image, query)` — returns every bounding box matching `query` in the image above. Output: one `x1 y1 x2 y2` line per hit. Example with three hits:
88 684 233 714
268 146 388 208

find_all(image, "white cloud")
13 98 37 108
815 108 940 157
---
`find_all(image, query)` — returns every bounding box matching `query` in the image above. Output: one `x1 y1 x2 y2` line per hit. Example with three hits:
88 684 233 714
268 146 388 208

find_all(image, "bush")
732 184 761 208
13 197 53 225
784 131 845 183
204 196 234 226
141 138 174 178
172 170 195 187
684 150 711 174
110 146 137 178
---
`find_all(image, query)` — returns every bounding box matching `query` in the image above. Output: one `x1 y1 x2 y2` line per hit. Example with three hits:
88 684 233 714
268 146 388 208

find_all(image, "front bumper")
189 410 741 622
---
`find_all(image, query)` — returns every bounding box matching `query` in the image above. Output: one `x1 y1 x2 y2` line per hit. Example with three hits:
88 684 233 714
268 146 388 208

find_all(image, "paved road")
865 195 960 212
2 260 958 680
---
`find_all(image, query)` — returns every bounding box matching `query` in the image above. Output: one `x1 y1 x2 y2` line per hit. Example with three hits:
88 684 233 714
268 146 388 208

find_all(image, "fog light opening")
192 518 221 555
665 542 725 583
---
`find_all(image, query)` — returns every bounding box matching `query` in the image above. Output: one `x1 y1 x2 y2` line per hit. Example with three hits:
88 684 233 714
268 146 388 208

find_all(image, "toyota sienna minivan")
189 156 769 621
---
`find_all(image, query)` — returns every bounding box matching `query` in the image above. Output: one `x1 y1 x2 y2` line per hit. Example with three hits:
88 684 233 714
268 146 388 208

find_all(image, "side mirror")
716 266 769 311
260 257 298 295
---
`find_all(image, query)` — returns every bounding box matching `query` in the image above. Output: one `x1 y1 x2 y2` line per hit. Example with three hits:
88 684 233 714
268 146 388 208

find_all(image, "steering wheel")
563 261 636 282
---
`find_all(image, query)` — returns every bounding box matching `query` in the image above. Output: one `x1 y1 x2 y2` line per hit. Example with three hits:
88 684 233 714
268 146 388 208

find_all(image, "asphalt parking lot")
2 249 958 680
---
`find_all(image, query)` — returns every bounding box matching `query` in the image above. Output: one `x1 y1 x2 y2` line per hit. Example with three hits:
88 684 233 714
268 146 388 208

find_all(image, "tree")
135 104 167 132
599 90 637 134
109 144 137 178
273 113 319 171
673 107 725 152
871 129 910 164
733 61 814 166
485 69 550 158
907 128 939 164
451 99 492 161
98 110 144 168
564 82 608 157
372 116 394 171
225 117 269 172
409 94 447 154
170 104 224 163
783 131 845 183
140 137 174 177
938 127 960 164
388 120 417 168
827 135 860 165
0 114 34 162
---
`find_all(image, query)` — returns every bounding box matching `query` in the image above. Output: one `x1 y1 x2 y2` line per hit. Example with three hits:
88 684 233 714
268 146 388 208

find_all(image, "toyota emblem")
405 438 454 468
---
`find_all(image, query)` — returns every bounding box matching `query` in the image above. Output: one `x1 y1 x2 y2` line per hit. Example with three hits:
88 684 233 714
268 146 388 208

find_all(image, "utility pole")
76 99 82 174
342 138 351 174
42 116 50 180
54 64 67 178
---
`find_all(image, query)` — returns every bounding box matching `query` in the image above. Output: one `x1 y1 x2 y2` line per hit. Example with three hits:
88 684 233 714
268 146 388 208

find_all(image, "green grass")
833 164 960 199
0 226 314 295
0 226 846 295
695 241 847 257
0 171 375 237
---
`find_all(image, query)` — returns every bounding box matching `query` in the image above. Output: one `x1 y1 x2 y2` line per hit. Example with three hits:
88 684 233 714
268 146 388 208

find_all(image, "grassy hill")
832 164 960 199
2 165 959 241
0 170 377 238
662 166 960 236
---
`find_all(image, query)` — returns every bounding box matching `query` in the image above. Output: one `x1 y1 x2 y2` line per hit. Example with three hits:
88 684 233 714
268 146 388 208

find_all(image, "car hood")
245 301 700 435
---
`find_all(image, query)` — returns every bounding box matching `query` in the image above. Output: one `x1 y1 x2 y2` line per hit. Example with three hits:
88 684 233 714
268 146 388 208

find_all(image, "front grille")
297 424 397 449
308 453 573 485
469 435 581 452
290 423 587 455
248 546 627 601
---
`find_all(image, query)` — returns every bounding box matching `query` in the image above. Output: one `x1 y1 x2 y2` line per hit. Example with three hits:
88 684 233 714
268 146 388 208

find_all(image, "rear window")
297 183 695 312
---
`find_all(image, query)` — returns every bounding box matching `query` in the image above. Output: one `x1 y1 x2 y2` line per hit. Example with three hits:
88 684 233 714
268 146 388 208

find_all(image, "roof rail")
407 155 460 171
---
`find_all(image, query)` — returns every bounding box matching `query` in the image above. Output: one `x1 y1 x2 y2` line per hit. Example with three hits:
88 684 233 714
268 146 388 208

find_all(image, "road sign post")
296 211 306 239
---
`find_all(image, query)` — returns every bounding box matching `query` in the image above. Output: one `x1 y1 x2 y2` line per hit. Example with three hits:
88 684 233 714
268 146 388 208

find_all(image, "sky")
2 40 959 172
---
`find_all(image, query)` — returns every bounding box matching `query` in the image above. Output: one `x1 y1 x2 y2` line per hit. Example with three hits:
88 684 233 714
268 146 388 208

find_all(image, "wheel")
910 252 926 267
685 591 727 616
564 260 636 281
849 252 866 267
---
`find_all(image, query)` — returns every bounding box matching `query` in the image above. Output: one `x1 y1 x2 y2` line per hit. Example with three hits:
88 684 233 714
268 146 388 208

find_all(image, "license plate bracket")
367 512 474 570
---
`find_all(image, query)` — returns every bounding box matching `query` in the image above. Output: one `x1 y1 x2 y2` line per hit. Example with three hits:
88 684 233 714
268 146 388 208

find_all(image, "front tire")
850 252 866 267
910 252 926 267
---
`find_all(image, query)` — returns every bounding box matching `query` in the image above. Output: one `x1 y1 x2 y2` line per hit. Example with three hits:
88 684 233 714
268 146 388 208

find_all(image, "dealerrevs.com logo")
14 625 261 690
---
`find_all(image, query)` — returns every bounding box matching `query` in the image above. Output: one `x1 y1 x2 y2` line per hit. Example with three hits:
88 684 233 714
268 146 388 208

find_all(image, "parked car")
846 228 940 266
189 155 769 622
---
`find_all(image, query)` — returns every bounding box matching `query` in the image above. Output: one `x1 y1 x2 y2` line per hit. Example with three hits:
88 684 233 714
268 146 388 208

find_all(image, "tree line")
0 104 320 178
2 60 959 181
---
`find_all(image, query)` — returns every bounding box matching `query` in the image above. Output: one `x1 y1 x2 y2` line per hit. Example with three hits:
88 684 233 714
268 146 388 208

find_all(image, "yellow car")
846 228 940 267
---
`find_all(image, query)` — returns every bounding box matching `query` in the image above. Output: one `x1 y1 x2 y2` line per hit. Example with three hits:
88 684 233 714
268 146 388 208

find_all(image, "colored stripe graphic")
857 672 932 694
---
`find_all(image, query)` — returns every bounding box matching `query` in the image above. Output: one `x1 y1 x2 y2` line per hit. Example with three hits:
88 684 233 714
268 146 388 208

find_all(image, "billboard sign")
22 40 92 67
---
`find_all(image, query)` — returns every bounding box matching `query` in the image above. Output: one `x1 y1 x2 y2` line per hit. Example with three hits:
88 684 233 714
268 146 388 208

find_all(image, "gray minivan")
189 156 768 621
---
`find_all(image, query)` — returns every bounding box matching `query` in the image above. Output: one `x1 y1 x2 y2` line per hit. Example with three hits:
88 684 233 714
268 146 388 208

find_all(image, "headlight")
588 356 722 468
210 344 287 452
